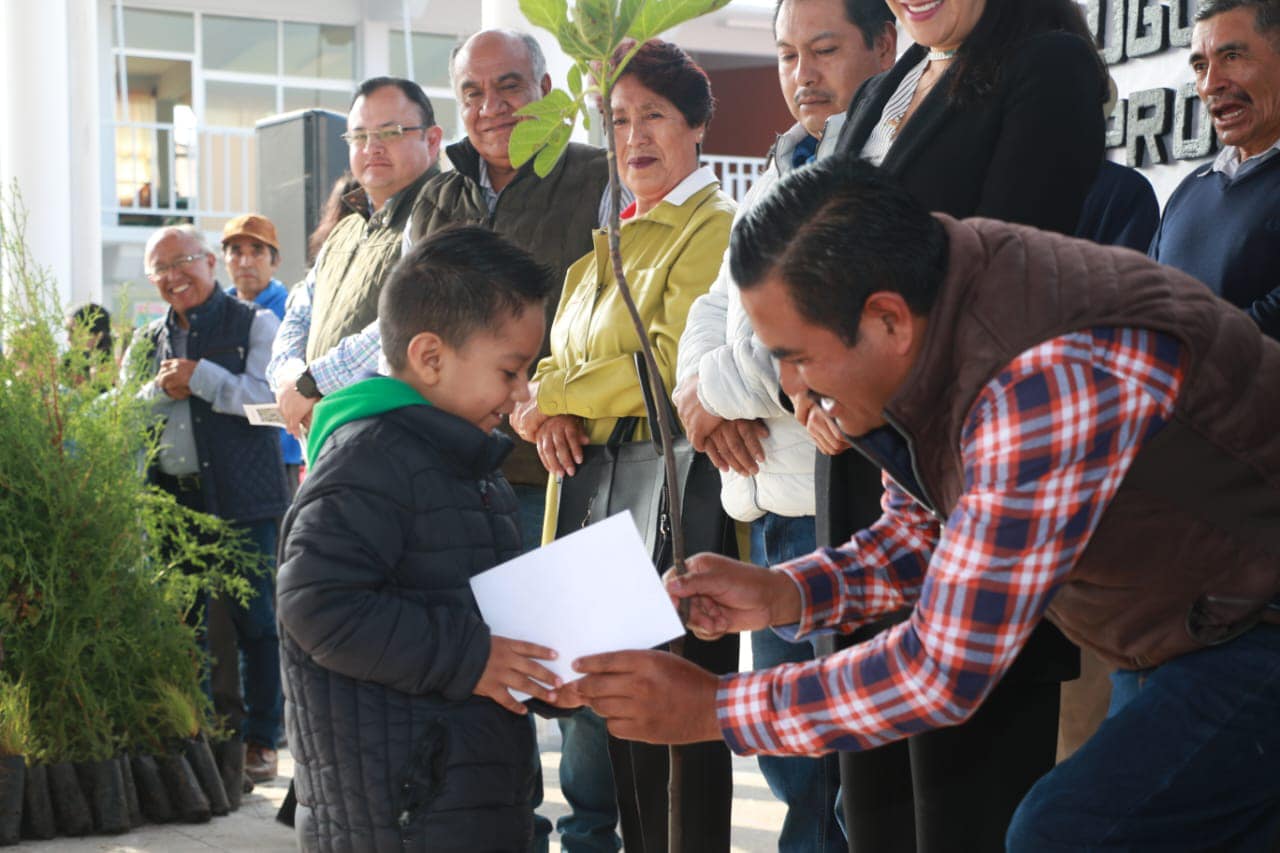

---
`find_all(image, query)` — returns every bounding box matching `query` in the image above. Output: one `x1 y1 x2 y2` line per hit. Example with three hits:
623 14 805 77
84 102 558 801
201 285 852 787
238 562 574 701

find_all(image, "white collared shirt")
1209 132 1280 179
622 165 719 220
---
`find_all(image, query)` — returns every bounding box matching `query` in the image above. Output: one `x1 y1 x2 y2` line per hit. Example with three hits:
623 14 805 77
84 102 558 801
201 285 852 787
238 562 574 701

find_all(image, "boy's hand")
475 636 562 715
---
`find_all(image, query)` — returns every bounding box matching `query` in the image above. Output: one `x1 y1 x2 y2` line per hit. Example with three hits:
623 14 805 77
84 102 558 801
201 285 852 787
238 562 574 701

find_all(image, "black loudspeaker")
254 109 349 288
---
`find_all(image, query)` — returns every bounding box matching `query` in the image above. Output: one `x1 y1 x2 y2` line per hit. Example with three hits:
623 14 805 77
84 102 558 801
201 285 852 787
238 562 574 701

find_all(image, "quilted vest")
147 286 288 522
864 215 1280 670
306 168 437 362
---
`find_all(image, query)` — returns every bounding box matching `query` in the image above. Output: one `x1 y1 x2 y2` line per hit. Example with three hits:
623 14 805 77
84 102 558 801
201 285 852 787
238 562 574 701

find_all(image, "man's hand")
665 552 802 640
156 358 197 400
793 392 851 456
510 382 548 442
673 375 724 451
704 419 769 476
536 415 589 477
474 636 561 715
276 384 317 439
573 650 722 744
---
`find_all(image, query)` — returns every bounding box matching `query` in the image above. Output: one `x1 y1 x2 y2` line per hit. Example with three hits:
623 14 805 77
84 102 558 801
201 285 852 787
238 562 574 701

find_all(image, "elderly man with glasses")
267 76 443 439
122 223 289 795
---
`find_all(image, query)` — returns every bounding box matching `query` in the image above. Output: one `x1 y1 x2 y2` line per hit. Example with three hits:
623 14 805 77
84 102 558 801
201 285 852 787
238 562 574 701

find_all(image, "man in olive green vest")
267 76 442 436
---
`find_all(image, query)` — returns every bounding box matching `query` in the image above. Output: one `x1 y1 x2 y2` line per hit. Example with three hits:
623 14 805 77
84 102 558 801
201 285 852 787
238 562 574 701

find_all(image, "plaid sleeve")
775 479 937 638
717 328 1184 757
308 321 382 394
267 268 314 391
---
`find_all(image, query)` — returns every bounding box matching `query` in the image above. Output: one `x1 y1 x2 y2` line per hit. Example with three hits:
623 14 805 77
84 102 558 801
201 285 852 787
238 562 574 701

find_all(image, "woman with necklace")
818 1 1108 851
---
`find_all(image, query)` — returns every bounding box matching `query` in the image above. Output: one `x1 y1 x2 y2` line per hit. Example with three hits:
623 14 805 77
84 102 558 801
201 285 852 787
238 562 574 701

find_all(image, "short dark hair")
773 0 896 49
68 303 113 356
730 156 948 345
379 226 553 370
612 39 715 128
1196 0 1280 49
350 76 436 128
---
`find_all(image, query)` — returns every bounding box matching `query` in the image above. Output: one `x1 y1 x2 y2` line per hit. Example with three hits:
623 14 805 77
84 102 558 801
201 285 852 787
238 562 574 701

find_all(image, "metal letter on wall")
1106 98 1128 149
1127 0 1169 58
1169 0 1195 48
1173 81 1216 160
1127 88 1174 167
1089 0 1128 64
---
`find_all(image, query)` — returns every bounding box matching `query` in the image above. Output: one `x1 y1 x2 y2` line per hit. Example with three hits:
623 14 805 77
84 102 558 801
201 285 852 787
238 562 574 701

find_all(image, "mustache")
794 87 836 106
1207 89 1253 109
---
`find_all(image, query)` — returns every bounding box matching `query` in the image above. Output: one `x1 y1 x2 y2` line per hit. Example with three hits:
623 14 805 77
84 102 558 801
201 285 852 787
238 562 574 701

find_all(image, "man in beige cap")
214 212 297 786
223 214 286 315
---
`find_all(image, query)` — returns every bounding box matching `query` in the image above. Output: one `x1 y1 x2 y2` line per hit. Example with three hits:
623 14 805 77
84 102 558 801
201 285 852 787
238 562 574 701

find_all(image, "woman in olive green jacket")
511 39 737 853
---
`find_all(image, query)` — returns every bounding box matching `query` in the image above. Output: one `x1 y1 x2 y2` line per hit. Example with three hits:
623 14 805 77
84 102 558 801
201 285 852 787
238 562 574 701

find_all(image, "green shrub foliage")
0 186 254 763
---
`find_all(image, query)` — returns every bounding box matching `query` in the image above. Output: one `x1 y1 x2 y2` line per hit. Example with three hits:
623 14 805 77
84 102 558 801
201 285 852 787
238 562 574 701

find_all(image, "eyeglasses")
146 253 206 281
340 124 428 148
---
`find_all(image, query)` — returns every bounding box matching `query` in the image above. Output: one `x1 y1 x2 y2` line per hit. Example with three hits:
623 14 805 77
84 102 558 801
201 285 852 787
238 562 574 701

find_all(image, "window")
283 87 352 115
389 31 458 89
202 15 277 74
205 81 277 127
115 8 193 53
283 23 355 80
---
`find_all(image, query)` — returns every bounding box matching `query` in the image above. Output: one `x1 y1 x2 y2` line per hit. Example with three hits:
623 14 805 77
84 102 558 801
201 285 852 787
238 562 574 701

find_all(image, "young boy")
277 226 561 852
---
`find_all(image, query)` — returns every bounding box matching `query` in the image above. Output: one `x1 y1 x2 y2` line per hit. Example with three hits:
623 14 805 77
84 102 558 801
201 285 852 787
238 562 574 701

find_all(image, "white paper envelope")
469 512 685 700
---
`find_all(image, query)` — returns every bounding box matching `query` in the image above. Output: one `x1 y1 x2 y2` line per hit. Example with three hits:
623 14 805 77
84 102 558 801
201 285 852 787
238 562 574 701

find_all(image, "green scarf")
305 376 430 468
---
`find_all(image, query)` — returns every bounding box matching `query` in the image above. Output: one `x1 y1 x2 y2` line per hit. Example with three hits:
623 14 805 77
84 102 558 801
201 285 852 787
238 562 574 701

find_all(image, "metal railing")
103 119 769 222
701 153 767 203
105 121 255 224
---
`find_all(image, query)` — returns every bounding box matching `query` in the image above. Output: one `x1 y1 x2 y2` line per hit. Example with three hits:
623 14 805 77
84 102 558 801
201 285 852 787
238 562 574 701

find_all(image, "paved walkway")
10 722 784 852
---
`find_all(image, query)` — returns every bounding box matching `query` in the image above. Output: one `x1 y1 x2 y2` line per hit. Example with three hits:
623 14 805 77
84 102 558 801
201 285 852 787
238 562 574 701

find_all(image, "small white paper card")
243 403 286 428
469 512 685 700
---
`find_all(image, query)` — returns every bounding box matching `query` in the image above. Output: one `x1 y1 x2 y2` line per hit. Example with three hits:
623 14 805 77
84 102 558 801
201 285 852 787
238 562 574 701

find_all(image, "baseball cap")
221 214 279 252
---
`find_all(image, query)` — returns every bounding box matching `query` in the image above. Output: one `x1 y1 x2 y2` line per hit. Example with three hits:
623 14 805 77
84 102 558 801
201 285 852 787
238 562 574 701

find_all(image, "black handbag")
554 354 730 568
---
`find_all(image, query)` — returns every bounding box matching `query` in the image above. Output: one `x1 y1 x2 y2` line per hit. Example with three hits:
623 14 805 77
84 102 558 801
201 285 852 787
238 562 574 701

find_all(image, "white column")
0 0 76 309
68 1 105 307
480 0 588 143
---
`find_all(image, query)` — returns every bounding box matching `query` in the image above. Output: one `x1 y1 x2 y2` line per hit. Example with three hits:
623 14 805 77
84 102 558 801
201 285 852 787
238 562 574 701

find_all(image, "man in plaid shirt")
572 159 1280 849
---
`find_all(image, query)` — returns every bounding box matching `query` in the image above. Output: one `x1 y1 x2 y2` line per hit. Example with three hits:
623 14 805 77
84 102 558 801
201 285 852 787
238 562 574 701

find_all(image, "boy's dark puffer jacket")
277 404 534 852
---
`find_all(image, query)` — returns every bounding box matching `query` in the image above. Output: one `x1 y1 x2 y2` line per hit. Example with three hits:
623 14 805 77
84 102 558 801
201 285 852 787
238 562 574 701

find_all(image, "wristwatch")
295 368 323 400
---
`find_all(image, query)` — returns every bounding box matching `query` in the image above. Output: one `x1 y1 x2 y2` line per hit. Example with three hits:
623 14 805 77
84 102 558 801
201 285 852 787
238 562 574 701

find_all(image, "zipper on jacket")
882 411 944 520
478 479 492 510
851 416 944 522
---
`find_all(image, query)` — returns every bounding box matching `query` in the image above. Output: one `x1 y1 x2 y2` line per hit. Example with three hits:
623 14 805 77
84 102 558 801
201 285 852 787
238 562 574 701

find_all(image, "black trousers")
835 625 1062 853
609 498 739 853
816 450 1075 853
607 631 739 853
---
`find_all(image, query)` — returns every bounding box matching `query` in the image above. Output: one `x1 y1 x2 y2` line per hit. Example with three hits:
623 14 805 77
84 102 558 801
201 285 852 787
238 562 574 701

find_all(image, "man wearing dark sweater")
1150 0 1280 340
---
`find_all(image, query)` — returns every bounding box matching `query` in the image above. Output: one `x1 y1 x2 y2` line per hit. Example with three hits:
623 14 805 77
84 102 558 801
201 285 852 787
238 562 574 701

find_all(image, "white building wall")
1 0 102 309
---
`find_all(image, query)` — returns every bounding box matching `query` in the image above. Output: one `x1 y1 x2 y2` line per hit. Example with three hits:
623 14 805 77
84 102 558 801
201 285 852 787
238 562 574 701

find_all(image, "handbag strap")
632 351 684 454
606 415 640 449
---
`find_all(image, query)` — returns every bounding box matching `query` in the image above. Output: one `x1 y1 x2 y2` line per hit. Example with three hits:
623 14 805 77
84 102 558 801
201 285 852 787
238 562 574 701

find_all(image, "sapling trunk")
600 90 689 853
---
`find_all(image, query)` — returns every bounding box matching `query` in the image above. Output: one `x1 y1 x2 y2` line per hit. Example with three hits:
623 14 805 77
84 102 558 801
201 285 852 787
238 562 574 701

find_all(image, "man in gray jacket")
673 1 894 849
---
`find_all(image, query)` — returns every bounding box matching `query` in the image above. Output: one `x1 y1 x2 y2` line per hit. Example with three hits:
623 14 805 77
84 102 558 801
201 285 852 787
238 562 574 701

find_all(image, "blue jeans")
750 513 846 853
231 518 284 748
513 485 556 849
557 709 621 852
1007 623 1280 851
513 484 547 554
